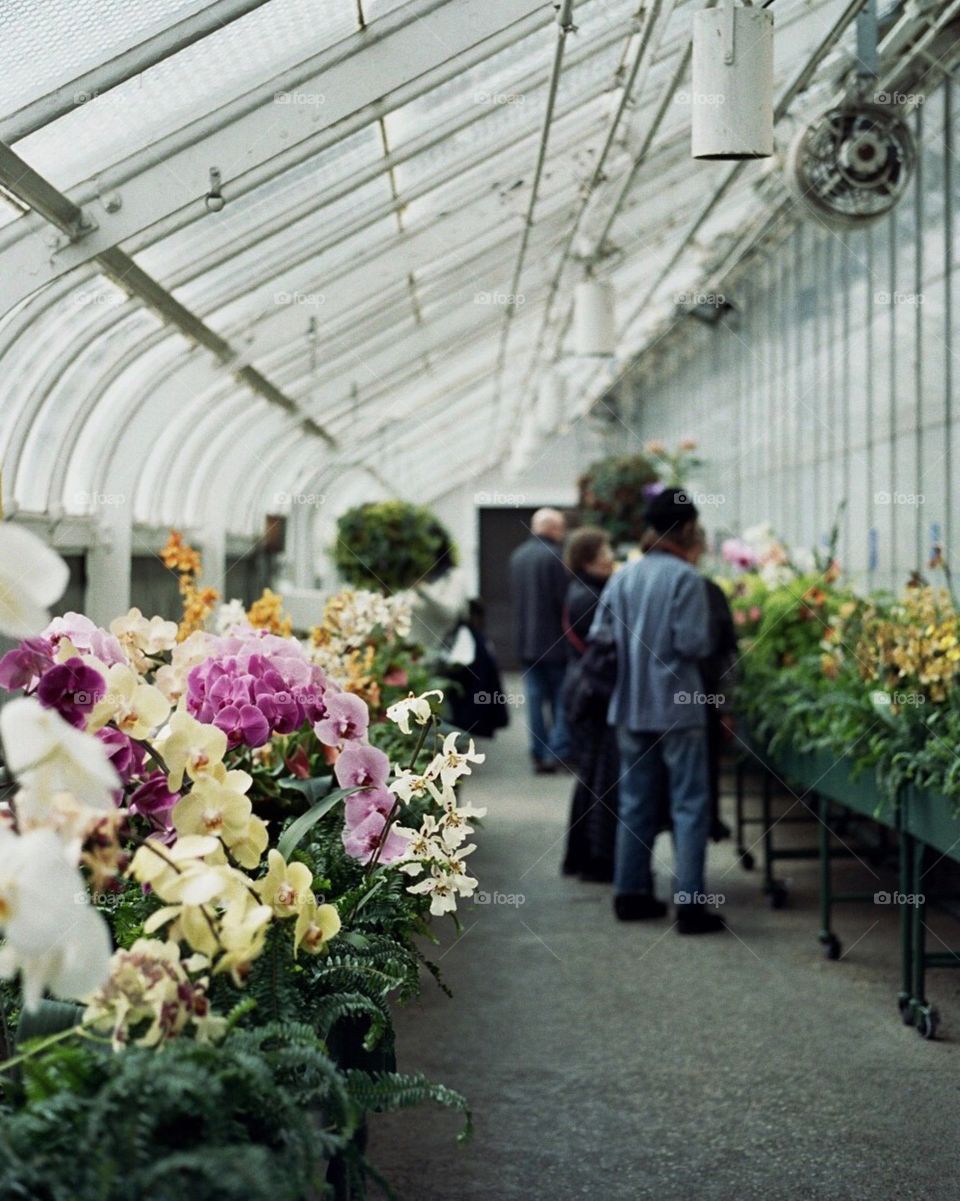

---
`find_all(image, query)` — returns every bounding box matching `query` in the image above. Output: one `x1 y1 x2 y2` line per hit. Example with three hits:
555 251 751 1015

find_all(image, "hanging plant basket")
333 501 457 594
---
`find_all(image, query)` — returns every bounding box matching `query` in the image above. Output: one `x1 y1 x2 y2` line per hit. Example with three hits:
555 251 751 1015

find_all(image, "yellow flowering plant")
0 531 483 1188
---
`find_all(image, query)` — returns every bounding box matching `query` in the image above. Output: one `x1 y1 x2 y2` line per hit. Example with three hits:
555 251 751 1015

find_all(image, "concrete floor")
370 700 960 1201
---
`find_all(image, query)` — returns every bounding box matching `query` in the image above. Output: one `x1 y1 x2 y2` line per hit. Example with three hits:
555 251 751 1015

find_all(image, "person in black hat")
589 487 725 934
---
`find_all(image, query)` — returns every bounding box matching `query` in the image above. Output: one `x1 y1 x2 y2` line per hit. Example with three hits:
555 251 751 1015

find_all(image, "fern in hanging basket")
577 453 660 545
333 501 457 594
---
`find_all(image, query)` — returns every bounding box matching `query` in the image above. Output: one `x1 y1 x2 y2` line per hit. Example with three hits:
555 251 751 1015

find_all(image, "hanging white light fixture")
691 0 774 160
535 372 566 433
573 277 616 357
507 416 540 476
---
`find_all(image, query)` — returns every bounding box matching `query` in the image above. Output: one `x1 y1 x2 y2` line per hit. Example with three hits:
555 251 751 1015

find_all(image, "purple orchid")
314 691 369 747
344 786 396 829
43 612 125 665
35 657 106 728
342 809 409 865
184 627 329 748
0 637 55 691
96 727 147 783
335 743 390 790
128 772 179 840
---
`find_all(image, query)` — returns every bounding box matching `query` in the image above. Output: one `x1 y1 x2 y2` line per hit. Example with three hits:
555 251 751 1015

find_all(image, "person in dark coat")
689 526 738 841
446 599 510 739
560 528 619 882
509 508 571 774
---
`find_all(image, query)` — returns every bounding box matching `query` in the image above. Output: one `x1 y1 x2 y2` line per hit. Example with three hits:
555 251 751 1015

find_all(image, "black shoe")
710 818 732 843
675 903 726 934
533 760 557 775
614 894 667 921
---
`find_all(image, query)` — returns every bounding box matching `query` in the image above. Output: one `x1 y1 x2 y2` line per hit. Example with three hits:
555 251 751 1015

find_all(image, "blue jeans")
614 727 710 900
522 661 572 764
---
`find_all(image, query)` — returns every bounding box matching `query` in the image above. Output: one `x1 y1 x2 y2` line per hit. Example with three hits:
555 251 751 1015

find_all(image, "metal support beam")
0 0 552 313
0 0 274 143
0 143 337 447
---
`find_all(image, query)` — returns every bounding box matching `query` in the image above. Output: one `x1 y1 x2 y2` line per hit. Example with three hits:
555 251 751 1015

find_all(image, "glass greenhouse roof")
0 0 955 536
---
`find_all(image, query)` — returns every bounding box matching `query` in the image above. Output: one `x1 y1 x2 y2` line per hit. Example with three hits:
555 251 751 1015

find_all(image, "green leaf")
277 785 358 859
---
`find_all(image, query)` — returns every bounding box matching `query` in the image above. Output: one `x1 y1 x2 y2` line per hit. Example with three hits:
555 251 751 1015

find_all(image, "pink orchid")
335 743 390 790
341 810 409 865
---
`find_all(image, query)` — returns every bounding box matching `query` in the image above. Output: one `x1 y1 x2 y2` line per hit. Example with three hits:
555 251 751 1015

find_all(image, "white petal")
0 523 69 609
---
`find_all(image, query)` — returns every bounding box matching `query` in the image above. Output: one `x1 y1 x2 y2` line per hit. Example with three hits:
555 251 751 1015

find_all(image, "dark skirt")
562 721 620 881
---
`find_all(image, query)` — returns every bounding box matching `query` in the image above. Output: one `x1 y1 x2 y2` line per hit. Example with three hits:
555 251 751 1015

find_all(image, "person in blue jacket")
590 488 725 934
509 508 572 774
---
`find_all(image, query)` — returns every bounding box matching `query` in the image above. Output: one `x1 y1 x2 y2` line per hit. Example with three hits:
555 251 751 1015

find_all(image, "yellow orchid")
257 849 314 918
229 814 269 870
172 777 253 845
129 834 220 894
87 663 170 738
213 898 273 985
294 894 341 957
161 712 228 791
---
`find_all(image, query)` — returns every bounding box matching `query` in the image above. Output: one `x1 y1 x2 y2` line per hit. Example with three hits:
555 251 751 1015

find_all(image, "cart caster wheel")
767 883 788 910
898 995 915 1026
819 933 841 960
739 850 755 871
916 1006 939 1040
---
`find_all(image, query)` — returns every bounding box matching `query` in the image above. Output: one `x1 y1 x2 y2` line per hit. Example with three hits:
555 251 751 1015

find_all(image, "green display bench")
900 786 960 1038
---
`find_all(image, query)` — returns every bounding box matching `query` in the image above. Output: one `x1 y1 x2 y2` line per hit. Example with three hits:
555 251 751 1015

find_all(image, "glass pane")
0 0 211 120
16 0 360 189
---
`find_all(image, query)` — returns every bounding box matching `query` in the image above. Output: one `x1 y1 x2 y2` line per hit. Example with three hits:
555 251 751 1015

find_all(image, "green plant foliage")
333 502 457 594
0 1023 349 1201
577 453 658 544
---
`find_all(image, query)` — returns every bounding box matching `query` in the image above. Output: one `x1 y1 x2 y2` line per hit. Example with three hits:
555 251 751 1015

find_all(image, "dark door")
480 504 586 670
478 506 536 670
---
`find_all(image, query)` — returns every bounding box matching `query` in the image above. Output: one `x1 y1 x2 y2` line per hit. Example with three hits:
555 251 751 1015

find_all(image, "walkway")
371 692 960 1201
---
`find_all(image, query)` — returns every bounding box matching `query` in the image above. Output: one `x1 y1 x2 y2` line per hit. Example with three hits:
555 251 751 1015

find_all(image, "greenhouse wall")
631 76 958 593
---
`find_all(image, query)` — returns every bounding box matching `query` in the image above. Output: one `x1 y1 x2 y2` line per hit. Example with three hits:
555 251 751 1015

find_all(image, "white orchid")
0 696 119 809
407 846 478 916
0 523 69 638
389 766 434 804
427 731 486 789
0 827 112 1010
214 599 248 635
385 689 443 735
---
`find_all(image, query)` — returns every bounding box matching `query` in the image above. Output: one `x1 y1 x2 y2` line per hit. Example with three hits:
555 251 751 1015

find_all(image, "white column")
201 523 227 597
85 501 132 624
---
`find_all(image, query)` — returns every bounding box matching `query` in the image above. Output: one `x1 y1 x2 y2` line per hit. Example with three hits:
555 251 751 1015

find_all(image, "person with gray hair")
509 507 572 774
